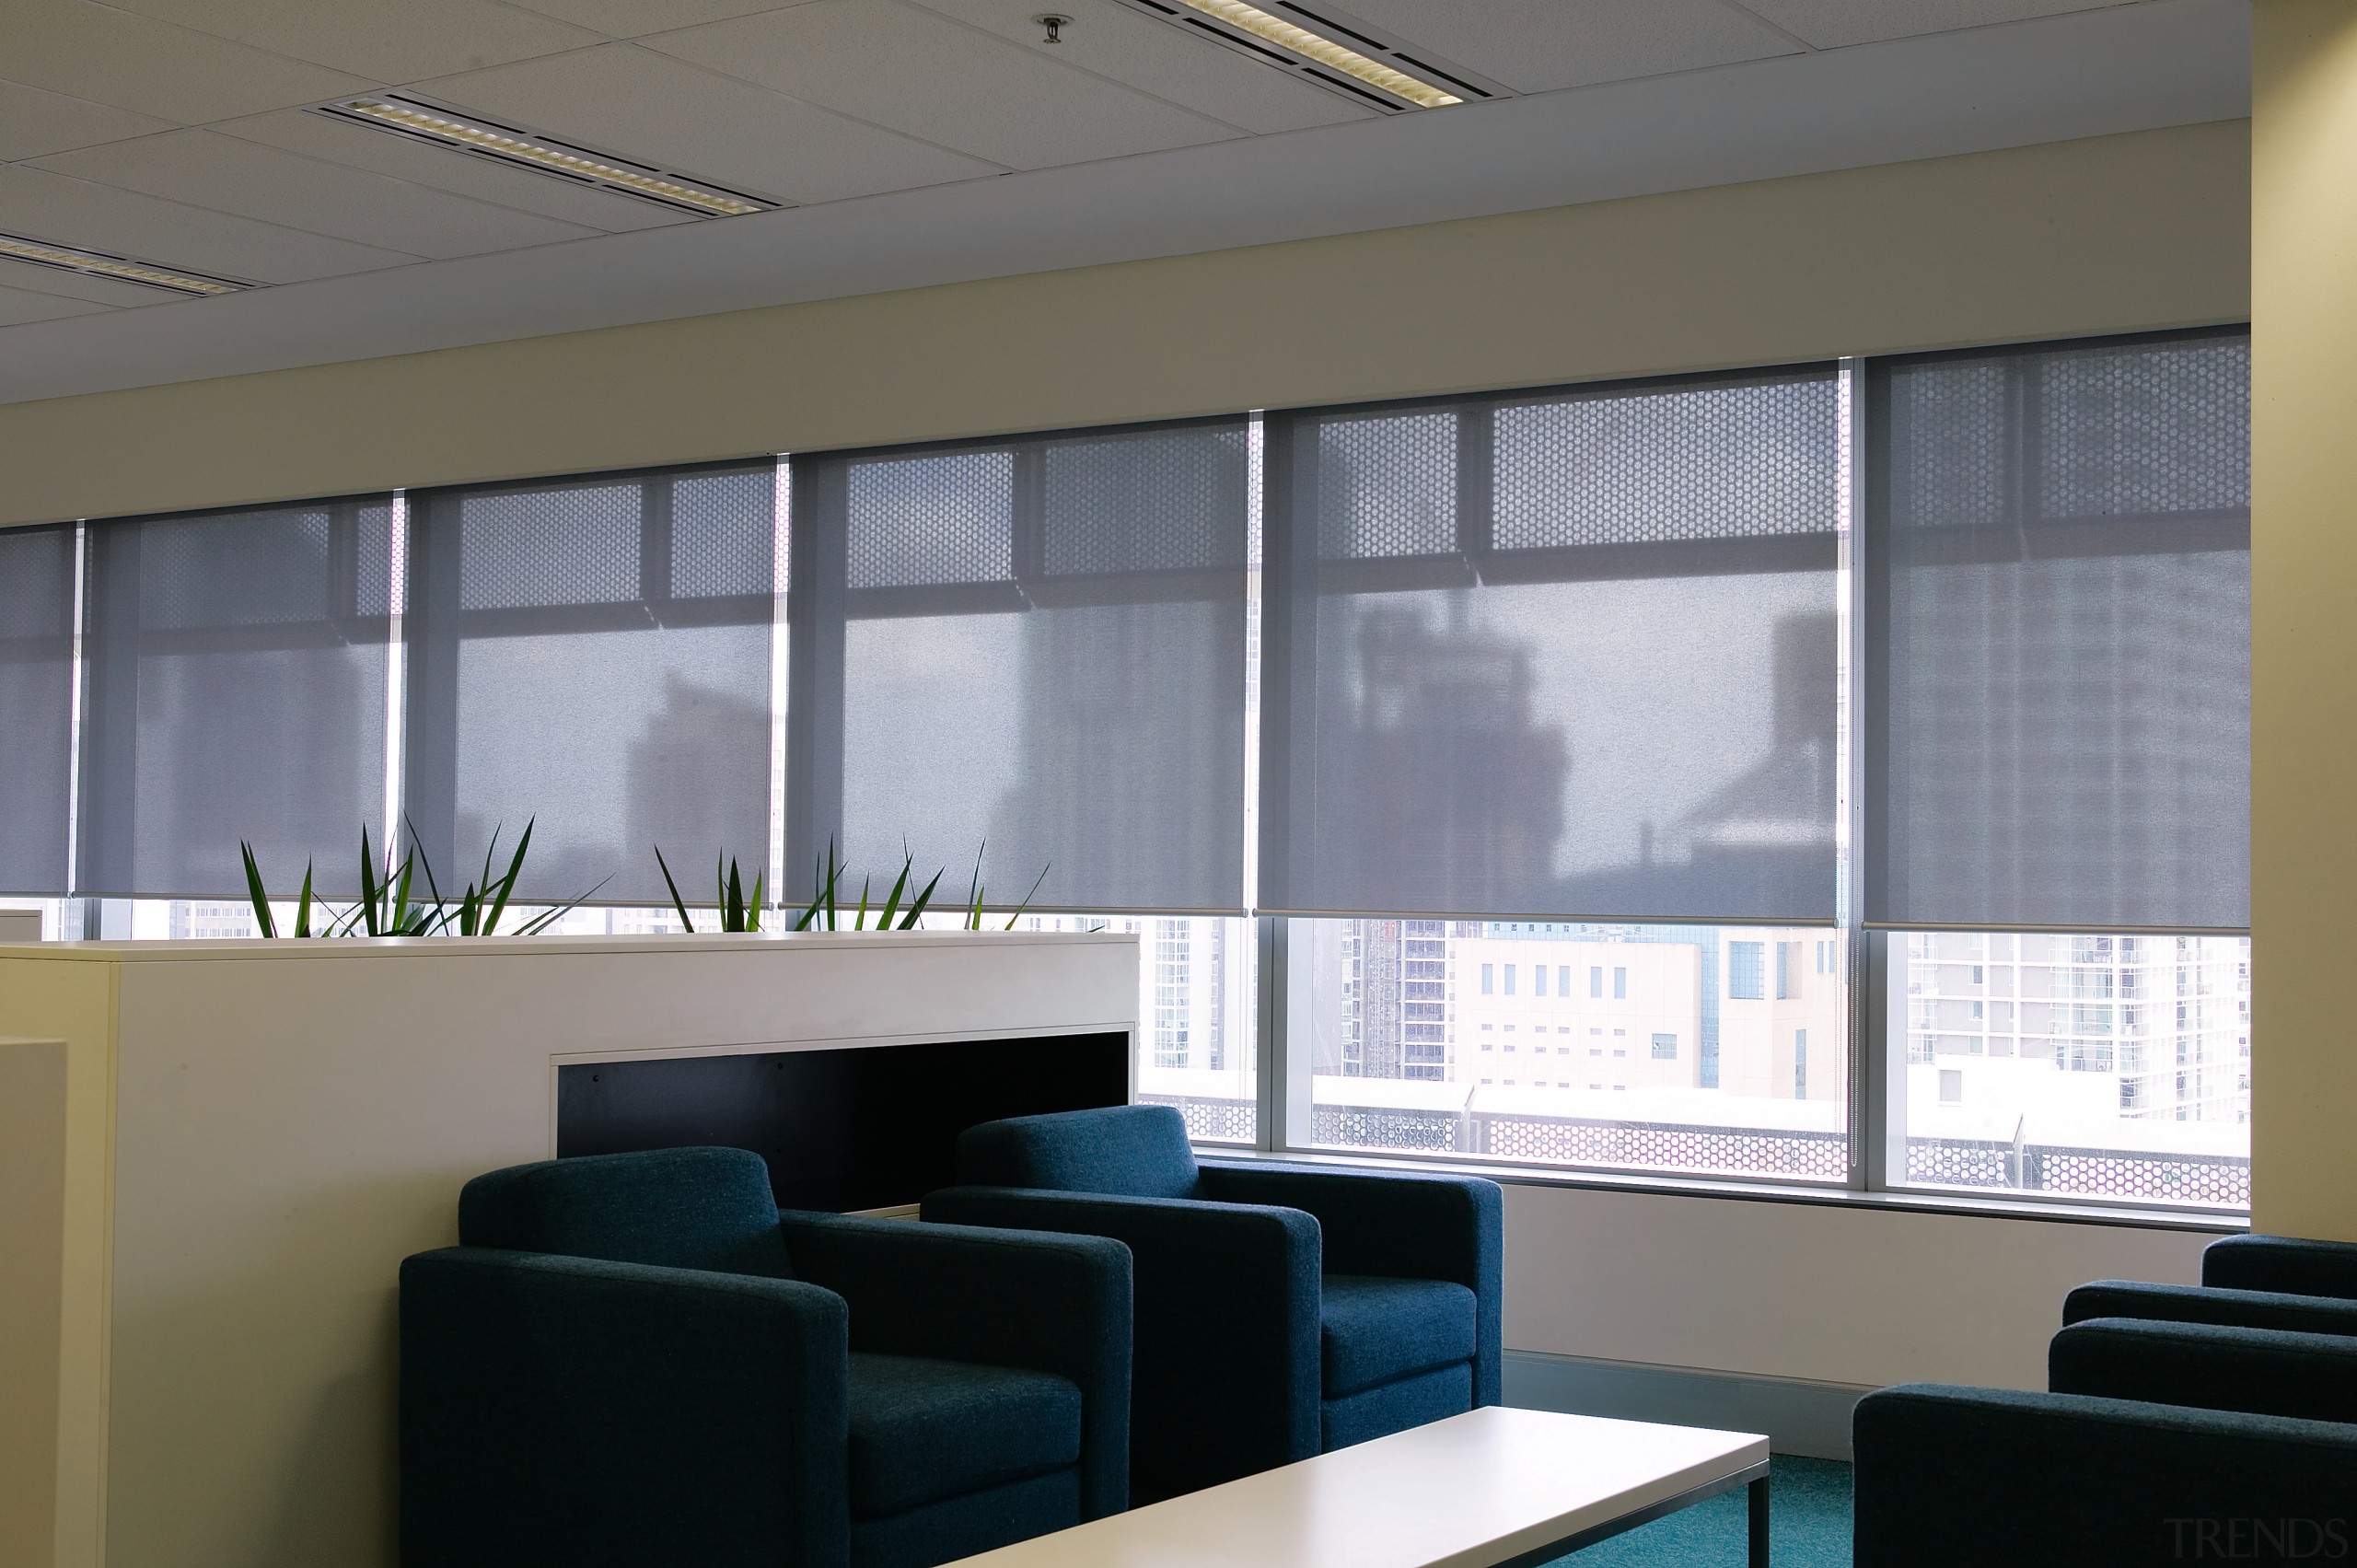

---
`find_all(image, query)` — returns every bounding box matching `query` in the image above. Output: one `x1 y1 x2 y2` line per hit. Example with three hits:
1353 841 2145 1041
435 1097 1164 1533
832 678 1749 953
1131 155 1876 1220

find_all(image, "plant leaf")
655 844 697 935
1004 862 1051 930
964 842 985 931
358 826 381 937
294 860 316 939
900 865 944 930
878 853 911 931
482 819 534 936
515 875 611 935
240 842 279 940
748 868 763 933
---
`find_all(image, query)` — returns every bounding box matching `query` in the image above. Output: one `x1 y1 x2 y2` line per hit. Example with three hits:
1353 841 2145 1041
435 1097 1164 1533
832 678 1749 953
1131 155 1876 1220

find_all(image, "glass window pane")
405 465 775 905
1299 917 1846 1181
1868 331 2249 929
1263 369 1840 923
0 524 75 894
793 421 1250 912
77 500 392 898
1889 929 2249 1210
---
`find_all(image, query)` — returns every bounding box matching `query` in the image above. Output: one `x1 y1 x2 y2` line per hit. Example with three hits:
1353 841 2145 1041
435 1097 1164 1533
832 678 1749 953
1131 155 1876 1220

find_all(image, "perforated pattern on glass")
77 503 392 899
848 451 1014 589
1886 361 2009 532
460 483 640 610
1873 331 2250 930
138 507 337 628
1316 412 1455 561
672 470 774 598
1044 425 1248 575
1493 377 1838 549
2038 336 2250 518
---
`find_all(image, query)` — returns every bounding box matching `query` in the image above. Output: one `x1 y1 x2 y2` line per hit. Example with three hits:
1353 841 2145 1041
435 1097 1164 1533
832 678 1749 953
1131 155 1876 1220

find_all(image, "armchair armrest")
2205 1233 2357 1300
777 1211 1132 1518
1196 1161 1504 1405
401 1247 849 1568
2066 1280 2357 1337
2052 1317 2357 1425
922 1186 1320 1497
1853 1384 2357 1568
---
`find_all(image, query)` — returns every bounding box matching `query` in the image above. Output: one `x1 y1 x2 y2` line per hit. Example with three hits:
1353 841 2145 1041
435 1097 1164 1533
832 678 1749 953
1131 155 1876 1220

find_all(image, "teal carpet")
1545 1456 1852 1568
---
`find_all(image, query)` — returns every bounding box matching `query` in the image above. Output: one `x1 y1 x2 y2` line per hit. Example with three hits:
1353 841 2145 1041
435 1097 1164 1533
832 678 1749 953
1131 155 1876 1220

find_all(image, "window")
1873 329 2251 1208
410 467 772 901
7 328 2246 1212
79 499 394 898
1728 942 1765 1000
0 525 75 894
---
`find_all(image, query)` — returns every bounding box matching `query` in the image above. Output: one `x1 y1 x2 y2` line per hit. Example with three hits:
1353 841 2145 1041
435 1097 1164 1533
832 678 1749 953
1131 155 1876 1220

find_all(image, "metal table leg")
1748 1473 1771 1566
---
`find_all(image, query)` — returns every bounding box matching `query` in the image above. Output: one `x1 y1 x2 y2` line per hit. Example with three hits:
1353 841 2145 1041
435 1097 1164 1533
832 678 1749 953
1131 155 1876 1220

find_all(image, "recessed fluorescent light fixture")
1114 0 1493 110
314 96 776 218
0 232 250 297
1171 0 1458 105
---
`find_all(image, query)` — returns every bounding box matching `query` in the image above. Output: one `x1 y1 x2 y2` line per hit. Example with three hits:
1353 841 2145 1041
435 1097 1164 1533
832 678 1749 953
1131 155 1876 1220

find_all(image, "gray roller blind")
405 463 774 905
1261 368 1840 922
1865 328 2250 931
0 524 76 895
77 499 392 898
788 419 1249 912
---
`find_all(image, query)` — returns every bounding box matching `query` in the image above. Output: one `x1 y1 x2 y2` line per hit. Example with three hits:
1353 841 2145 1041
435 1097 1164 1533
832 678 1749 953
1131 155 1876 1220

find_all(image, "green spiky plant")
238 819 602 938
786 839 1046 933
654 845 764 934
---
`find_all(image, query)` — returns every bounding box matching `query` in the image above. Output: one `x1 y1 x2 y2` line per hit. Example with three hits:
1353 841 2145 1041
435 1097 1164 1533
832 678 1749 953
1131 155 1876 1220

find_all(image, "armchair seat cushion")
1320 1274 1478 1397
846 1353 1083 1518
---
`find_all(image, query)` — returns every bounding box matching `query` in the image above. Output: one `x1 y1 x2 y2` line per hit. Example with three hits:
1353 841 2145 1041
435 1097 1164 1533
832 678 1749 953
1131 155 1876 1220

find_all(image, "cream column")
2253 0 2357 1242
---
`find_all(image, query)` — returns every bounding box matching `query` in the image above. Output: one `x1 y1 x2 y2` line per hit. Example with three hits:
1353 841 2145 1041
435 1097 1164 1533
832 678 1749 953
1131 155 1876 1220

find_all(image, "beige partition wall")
2253 0 2357 1245
0 934 1137 1568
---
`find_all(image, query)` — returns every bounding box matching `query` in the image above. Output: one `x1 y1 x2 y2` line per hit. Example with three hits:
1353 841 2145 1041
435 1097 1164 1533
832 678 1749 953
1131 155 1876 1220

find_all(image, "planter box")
0 931 1137 1568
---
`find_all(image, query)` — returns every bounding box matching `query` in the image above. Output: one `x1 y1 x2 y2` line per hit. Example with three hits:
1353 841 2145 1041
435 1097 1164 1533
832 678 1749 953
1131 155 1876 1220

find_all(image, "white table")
948 1406 1773 1568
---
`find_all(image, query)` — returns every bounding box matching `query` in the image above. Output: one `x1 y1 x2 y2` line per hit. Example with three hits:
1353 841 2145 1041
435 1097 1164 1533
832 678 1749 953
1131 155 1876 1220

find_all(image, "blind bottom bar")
1864 920 2251 938
1257 907 1838 927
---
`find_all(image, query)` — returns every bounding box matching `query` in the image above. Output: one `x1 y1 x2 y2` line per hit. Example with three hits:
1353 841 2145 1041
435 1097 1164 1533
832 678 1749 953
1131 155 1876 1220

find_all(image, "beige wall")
0 120 2248 530
2253 2 2357 1243
1503 1184 2207 1391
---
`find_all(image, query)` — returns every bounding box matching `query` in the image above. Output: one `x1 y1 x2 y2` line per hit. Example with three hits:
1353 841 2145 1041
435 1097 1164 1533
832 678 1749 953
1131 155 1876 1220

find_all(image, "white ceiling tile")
499 0 807 39
0 0 374 124
904 0 1373 134
0 164 422 284
212 109 694 233
1318 0 1799 93
96 0 607 83
0 79 181 161
1725 0 2130 49
0 283 116 325
31 132 604 260
418 43 1001 203
0 253 187 306
641 0 1241 170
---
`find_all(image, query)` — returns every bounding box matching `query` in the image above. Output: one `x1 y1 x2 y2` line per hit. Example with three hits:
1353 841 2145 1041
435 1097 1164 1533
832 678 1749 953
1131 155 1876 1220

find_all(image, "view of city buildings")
0 900 2248 1205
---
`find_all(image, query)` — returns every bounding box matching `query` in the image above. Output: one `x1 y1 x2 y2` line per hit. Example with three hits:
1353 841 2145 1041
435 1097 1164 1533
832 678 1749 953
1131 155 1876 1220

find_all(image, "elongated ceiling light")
318 97 774 217
0 232 248 296
1167 0 1460 107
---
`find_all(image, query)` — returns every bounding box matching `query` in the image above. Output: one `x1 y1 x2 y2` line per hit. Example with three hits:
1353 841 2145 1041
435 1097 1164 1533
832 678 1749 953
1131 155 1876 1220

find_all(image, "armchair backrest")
958 1104 1201 1199
459 1146 794 1279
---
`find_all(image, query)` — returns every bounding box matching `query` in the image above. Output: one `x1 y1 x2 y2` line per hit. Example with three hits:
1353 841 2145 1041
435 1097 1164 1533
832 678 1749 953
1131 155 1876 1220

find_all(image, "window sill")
1192 1142 2247 1233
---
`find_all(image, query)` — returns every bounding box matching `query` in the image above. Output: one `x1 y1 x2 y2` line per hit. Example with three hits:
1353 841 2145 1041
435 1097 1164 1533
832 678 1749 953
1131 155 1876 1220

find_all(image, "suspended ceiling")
0 0 2249 403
